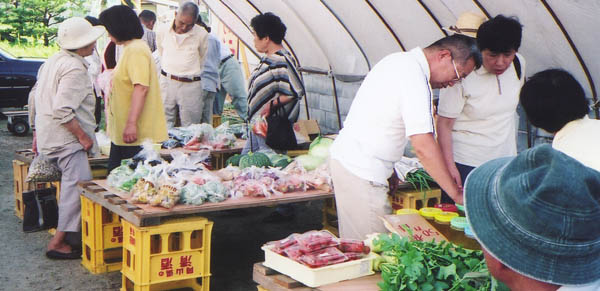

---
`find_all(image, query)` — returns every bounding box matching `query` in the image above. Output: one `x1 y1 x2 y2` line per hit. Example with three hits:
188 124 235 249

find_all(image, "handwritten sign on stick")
381 214 448 242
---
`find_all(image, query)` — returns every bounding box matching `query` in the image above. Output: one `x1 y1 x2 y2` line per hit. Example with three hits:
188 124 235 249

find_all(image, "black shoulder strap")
513 55 522 80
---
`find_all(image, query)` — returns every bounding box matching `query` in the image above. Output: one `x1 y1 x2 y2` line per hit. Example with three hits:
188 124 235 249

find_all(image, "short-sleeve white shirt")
552 116 600 172
330 48 435 185
437 53 525 167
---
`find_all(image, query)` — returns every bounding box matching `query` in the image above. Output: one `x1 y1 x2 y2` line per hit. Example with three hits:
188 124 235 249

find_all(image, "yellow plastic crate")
91 165 109 179
257 285 269 291
13 160 61 220
389 188 441 210
286 149 308 158
81 196 123 274
121 276 210 291
13 160 28 219
121 217 213 287
321 198 338 237
212 114 222 128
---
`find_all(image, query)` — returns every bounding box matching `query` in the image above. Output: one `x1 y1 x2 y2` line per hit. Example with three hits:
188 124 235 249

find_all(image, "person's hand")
123 123 138 144
447 163 463 192
387 170 400 195
32 131 38 155
78 133 93 151
452 190 464 205
260 102 272 118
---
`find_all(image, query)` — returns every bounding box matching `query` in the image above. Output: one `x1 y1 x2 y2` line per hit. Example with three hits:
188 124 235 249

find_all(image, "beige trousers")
46 143 92 232
330 159 393 239
160 75 204 127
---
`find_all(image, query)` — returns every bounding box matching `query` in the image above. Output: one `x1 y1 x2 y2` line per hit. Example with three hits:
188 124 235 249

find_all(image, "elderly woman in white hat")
436 13 526 204
28 17 104 260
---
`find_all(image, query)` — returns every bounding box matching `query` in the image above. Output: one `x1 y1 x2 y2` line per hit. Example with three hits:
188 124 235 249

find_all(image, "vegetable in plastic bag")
180 183 207 205
308 136 333 159
131 178 158 203
295 154 325 171
107 164 136 191
201 180 229 203
26 154 61 182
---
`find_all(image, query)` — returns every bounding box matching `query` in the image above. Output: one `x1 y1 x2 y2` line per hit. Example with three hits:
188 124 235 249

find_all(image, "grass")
0 41 58 58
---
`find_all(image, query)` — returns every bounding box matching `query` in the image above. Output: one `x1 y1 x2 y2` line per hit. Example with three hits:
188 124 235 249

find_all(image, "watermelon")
239 152 272 168
273 157 293 169
225 154 242 166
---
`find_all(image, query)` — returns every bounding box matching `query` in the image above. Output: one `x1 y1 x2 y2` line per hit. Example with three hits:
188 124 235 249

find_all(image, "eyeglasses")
451 59 462 83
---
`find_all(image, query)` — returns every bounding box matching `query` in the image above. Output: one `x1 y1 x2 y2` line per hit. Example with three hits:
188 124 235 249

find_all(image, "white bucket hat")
443 12 487 38
57 17 105 50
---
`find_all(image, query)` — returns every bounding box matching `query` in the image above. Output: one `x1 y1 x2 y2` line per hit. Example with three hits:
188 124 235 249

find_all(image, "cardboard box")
380 214 448 242
294 120 321 143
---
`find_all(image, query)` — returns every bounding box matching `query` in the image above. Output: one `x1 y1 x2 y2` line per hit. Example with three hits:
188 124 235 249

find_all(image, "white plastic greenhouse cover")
201 0 600 116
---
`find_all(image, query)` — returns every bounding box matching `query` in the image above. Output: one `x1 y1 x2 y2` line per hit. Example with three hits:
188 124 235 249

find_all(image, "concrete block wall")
298 73 362 134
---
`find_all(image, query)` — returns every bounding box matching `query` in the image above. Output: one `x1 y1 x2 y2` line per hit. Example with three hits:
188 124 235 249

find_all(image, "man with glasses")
156 2 209 127
437 15 525 203
329 34 481 239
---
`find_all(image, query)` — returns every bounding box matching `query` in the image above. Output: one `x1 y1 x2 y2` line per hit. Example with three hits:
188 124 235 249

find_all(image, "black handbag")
22 187 59 233
265 97 297 150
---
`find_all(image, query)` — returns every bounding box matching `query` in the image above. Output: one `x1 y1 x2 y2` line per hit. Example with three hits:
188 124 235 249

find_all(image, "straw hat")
57 17 105 50
443 12 487 38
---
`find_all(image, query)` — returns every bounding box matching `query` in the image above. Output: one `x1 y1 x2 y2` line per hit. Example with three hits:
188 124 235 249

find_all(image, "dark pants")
107 143 142 172
441 162 475 204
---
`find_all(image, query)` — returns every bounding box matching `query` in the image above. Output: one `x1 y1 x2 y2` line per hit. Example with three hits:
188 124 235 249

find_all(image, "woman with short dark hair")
99 5 167 171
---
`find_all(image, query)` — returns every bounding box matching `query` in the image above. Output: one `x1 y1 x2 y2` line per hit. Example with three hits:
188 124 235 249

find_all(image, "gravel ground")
0 118 324 291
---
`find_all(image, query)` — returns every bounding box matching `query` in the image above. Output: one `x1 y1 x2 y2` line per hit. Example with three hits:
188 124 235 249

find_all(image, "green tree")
0 0 85 46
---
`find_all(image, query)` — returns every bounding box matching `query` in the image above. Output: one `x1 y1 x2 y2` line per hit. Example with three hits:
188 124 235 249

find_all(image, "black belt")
220 54 234 66
161 70 201 83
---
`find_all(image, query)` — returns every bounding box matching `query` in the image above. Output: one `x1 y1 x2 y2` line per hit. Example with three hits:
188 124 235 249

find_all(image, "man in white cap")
28 17 105 259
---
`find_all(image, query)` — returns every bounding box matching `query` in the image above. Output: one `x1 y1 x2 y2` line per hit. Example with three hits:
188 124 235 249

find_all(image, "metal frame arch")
539 0 598 117
363 0 406 51
416 0 448 37
320 0 371 70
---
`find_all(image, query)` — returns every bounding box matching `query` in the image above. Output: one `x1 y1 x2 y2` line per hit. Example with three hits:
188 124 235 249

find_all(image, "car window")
0 47 15 60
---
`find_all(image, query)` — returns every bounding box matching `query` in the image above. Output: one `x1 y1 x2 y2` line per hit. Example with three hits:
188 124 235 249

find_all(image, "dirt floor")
0 118 325 291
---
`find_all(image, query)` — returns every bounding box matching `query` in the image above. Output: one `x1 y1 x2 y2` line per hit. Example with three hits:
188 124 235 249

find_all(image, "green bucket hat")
464 144 600 285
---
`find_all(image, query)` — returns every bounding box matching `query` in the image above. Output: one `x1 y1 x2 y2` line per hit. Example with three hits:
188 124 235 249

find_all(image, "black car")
0 47 44 108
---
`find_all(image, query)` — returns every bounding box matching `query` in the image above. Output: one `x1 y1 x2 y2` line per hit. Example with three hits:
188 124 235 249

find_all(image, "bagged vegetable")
308 136 333 159
130 178 158 204
295 230 339 253
295 154 325 171
26 153 61 182
201 180 229 203
299 247 348 268
107 164 136 191
180 183 207 205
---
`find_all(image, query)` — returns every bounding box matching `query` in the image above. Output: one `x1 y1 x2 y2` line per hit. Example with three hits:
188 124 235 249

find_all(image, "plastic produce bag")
296 230 339 253
299 247 348 268
130 178 158 204
26 154 61 182
180 183 207 205
107 164 136 191
201 180 229 203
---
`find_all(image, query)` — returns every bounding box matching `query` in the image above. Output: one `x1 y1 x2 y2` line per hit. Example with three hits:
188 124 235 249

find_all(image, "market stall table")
253 263 380 291
79 179 333 227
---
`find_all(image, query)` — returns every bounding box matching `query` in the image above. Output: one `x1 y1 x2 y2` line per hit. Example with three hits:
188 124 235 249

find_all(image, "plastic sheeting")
202 0 600 113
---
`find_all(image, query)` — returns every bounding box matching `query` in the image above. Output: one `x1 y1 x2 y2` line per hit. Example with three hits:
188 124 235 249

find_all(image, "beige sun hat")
443 12 487 38
57 17 105 50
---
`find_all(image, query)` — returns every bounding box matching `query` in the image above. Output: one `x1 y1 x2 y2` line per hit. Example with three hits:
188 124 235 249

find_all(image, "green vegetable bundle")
405 169 435 200
372 233 508 291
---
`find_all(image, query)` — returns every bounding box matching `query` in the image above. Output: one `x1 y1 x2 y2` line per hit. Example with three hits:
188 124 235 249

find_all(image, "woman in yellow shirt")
99 5 168 171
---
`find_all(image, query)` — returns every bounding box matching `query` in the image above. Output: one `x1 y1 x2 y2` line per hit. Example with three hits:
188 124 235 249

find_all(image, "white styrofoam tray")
261 245 376 288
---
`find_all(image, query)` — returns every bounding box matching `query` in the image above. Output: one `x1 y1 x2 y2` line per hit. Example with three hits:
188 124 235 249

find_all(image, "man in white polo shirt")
330 34 482 239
